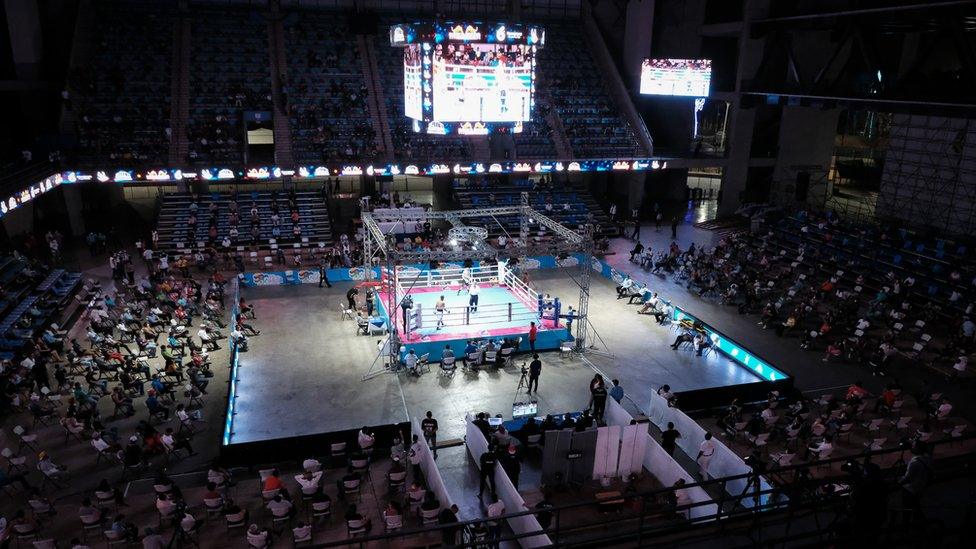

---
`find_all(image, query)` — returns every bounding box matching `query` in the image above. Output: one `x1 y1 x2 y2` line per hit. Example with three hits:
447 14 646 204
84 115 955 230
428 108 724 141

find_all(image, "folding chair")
13 425 39 453
440 356 457 376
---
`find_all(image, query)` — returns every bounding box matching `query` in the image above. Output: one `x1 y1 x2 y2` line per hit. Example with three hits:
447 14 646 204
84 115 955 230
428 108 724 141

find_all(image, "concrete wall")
770 105 840 207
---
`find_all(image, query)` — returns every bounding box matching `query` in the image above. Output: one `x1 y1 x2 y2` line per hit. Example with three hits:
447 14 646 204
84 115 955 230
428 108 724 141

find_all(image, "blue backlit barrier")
584 254 790 384
222 281 242 446
670 306 788 382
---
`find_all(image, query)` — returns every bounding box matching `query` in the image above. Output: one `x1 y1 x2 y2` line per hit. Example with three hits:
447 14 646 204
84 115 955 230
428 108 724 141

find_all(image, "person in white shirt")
696 432 715 479
198 327 220 351
616 276 634 298
806 435 833 460
935 400 953 418
404 349 418 375
302 458 321 473
295 471 322 492
498 235 507 248
266 494 293 518
357 427 375 452
486 494 506 541
760 406 777 425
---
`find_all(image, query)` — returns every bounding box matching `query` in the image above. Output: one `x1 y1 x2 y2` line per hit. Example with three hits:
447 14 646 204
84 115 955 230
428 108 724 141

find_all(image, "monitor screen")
639 58 712 97
430 43 534 123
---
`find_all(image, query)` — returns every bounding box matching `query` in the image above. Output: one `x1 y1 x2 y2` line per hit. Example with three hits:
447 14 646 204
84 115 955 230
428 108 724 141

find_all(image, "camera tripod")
513 362 533 406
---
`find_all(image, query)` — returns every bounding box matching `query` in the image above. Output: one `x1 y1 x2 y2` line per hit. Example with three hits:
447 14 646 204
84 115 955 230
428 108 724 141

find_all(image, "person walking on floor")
422 411 439 457
697 432 715 479
528 321 537 352
655 211 663 231
671 216 680 239
591 379 608 422
478 446 497 498
318 258 332 288
631 208 641 239
527 354 541 394
661 422 681 455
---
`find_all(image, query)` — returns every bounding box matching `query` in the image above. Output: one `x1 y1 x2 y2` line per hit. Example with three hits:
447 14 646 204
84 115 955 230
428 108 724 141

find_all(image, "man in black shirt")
528 354 542 394
478 446 497 498
591 382 608 422
661 422 681 455
500 444 522 488
318 258 332 288
473 412 491 439
346 287 359 311
422 410 439 457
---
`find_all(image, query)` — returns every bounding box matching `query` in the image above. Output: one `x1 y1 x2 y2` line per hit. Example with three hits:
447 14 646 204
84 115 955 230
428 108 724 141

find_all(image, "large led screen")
639 58 712 97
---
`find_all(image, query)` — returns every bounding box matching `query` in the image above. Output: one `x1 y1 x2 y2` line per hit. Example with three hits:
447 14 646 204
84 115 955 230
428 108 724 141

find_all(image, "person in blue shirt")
609 379 624 404
146 391 170 419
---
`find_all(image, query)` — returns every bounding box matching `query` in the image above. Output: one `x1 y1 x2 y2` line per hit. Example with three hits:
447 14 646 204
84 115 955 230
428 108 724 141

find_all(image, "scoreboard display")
639 58 712 97
391 22 545 135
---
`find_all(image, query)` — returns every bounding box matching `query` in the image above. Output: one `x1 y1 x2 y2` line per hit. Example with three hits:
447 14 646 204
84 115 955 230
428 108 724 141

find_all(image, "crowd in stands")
283 13 379 165
538 24 641 158
72 1 175 165
154 189 332 257
188 8 272 164
615 208 975 468
453 176 616 240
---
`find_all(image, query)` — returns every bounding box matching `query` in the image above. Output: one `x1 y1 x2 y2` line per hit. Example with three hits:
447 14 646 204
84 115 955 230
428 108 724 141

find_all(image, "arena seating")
74 1 175 165
538 23 641 158
282 12 378 165
154 190 332 253
187 8 272 164
453 178 614 238
0 258 81 358
514 112 558 159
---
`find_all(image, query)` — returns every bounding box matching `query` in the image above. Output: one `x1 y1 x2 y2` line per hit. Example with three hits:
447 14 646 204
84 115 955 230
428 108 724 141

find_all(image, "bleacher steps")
168 18 191 165
268 15 295 167
581 4 655 157
357 35 394 163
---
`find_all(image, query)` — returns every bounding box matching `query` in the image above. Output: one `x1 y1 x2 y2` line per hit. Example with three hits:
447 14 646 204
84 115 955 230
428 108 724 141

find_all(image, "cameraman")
527 354 542 394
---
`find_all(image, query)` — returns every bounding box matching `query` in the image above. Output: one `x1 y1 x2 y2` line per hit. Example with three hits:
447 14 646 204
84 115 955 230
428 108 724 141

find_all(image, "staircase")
60 0 98 135
357 35 394 162
168 18 191 165
536 80 573 159
581 4 654 157
267 12 295 167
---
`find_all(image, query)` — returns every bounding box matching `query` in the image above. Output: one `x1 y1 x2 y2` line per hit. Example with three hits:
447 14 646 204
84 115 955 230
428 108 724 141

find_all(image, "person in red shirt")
263 469 283 492
528 321 537 352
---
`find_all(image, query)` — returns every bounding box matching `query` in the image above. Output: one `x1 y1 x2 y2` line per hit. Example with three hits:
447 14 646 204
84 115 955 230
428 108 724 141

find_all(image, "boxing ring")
376 262 569 362
360 195 594 378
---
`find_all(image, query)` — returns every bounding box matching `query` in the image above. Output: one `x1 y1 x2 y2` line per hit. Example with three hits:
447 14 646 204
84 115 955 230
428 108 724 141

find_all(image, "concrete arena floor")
230 283 408 444
230 268 763 444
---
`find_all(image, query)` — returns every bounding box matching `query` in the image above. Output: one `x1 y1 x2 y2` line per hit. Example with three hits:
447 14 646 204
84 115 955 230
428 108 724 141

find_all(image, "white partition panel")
605 398 716 519
411 417 454 509
592 425 621 479
646 391 774 507
465 414 553 548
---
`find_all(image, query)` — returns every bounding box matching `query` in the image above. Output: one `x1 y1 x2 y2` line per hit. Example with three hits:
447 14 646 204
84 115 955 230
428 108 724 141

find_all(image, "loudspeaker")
794 171 810 201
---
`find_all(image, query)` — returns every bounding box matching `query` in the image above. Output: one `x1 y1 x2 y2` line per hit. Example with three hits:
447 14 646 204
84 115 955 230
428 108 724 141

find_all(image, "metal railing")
289 431 976 547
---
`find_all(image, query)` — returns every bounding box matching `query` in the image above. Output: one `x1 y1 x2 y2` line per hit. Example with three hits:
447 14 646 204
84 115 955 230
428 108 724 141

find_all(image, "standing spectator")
591 379 608 421
696 432 715 479
478 446 497 498
486 494 506 544
528 321 537 352
527 354 541 394
899 442 933 524
421 411 438 457
661 422 681 456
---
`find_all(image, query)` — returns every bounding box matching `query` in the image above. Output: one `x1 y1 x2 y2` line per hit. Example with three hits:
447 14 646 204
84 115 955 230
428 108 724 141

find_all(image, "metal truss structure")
361 193 595 379
747 1 976 109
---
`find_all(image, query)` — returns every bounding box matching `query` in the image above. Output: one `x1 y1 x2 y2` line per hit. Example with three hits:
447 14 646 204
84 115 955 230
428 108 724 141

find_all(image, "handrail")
293 430 976 547
221 277 242 446
580 2 655 157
